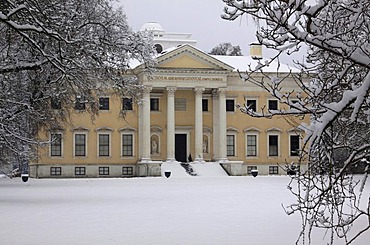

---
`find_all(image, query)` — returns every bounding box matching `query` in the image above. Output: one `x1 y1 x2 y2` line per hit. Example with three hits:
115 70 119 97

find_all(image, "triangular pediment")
155 44 234 71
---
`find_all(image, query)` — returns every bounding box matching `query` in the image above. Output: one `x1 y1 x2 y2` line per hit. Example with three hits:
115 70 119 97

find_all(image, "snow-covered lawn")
1 176 369 245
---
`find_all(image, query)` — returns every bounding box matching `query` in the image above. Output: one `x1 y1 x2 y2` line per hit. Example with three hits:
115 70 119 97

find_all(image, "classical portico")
137 44 234 164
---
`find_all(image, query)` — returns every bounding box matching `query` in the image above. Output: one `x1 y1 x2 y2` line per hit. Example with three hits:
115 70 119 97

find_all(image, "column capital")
166 87 177 93
218 88 227 96
143 86 153 94
194 87 205 96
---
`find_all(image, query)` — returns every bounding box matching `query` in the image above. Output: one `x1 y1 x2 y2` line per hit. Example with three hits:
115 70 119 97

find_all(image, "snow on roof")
140 22 165 33
211 55 300 73
128 44 300 73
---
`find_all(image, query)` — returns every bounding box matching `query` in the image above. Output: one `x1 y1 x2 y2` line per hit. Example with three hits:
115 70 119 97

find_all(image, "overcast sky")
117 0 304 64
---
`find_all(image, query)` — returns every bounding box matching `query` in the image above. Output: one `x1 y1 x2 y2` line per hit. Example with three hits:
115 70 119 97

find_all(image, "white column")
140 86 152 162
194 87 205 162
212 89 219 161
218 88 228 162
166 87 177 162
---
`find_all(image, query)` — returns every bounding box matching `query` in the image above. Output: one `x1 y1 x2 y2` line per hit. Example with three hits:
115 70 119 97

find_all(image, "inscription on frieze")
153 75 223 82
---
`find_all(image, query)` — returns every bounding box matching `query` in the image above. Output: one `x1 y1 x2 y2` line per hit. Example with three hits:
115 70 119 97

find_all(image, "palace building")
30 23 308 178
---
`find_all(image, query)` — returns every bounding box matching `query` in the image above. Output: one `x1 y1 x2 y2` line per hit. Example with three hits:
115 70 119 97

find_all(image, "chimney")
250 43 262 60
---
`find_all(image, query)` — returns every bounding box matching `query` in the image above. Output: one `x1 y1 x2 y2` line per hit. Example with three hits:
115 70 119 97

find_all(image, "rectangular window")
175 98 187 111
150 98 159 111
269 166 279 175
226 99 235 112
98 134 110 157
269 135 279 156
290 100 299 109
202 99 208 112
99 167 109 176
246 99 257 112
122 134 133 156
50 167 61 176
268 100 278 110
75 134 86 156
99 97 109 110
50 133 62 157
123 98 133 111
246 135 257 157
75 96 86 110
51 98 61 109
290 135 300 156
122 167 134 176
227 135 235 156
75 167 86 176
247 166 257 175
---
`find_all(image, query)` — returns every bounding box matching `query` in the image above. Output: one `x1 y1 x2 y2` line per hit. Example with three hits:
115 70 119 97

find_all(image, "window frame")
268 134 279 157
175 98 187 111
99 167 109 176
98 133 110 157
226 134 235 156
99 97 110 111
269 166 279 175
290 134 300 157
202 99 208 112
75 96 86 110
246 99 257 112
150 98 160 111
121 133 134 157
75 167 86 176
122 98 133 111
73 132 87 157
122 167 134 176
50 167 61 176
51 97 61 110
247 166 257 175
268 99 278 111
246 134 258 157
226 99 235 112
50 133 63 157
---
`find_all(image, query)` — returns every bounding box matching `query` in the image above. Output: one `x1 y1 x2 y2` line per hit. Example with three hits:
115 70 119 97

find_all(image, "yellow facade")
32 45 308 178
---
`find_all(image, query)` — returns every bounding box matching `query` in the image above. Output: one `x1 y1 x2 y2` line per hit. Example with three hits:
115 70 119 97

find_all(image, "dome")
140 22 165 33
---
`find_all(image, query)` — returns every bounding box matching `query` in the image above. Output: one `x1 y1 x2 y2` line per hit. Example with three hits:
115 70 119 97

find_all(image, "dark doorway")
175 134 187 162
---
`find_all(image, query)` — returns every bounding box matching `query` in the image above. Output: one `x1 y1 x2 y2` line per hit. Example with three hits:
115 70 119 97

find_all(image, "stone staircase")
180 163 198 176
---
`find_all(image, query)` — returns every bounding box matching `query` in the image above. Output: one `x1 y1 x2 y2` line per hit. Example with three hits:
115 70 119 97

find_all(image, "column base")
193 158 206 163
166 158 178 163
139 158 151 163
217 158 228 163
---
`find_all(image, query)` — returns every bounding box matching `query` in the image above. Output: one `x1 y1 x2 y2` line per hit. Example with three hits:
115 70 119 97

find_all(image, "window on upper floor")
226 99 235 112
150 98 159 111
268 100 278 111
246 99 257 112
202 99 208 112
175 98 187 111
99 97 109 110
75 96 86 110
51 97 61 110
122 98 133 111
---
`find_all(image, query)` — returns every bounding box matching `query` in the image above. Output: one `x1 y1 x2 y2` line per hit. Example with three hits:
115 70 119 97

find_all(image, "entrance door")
175 134 187 162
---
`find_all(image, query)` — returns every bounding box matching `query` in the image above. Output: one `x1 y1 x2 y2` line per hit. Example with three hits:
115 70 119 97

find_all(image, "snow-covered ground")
1 175 369 245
